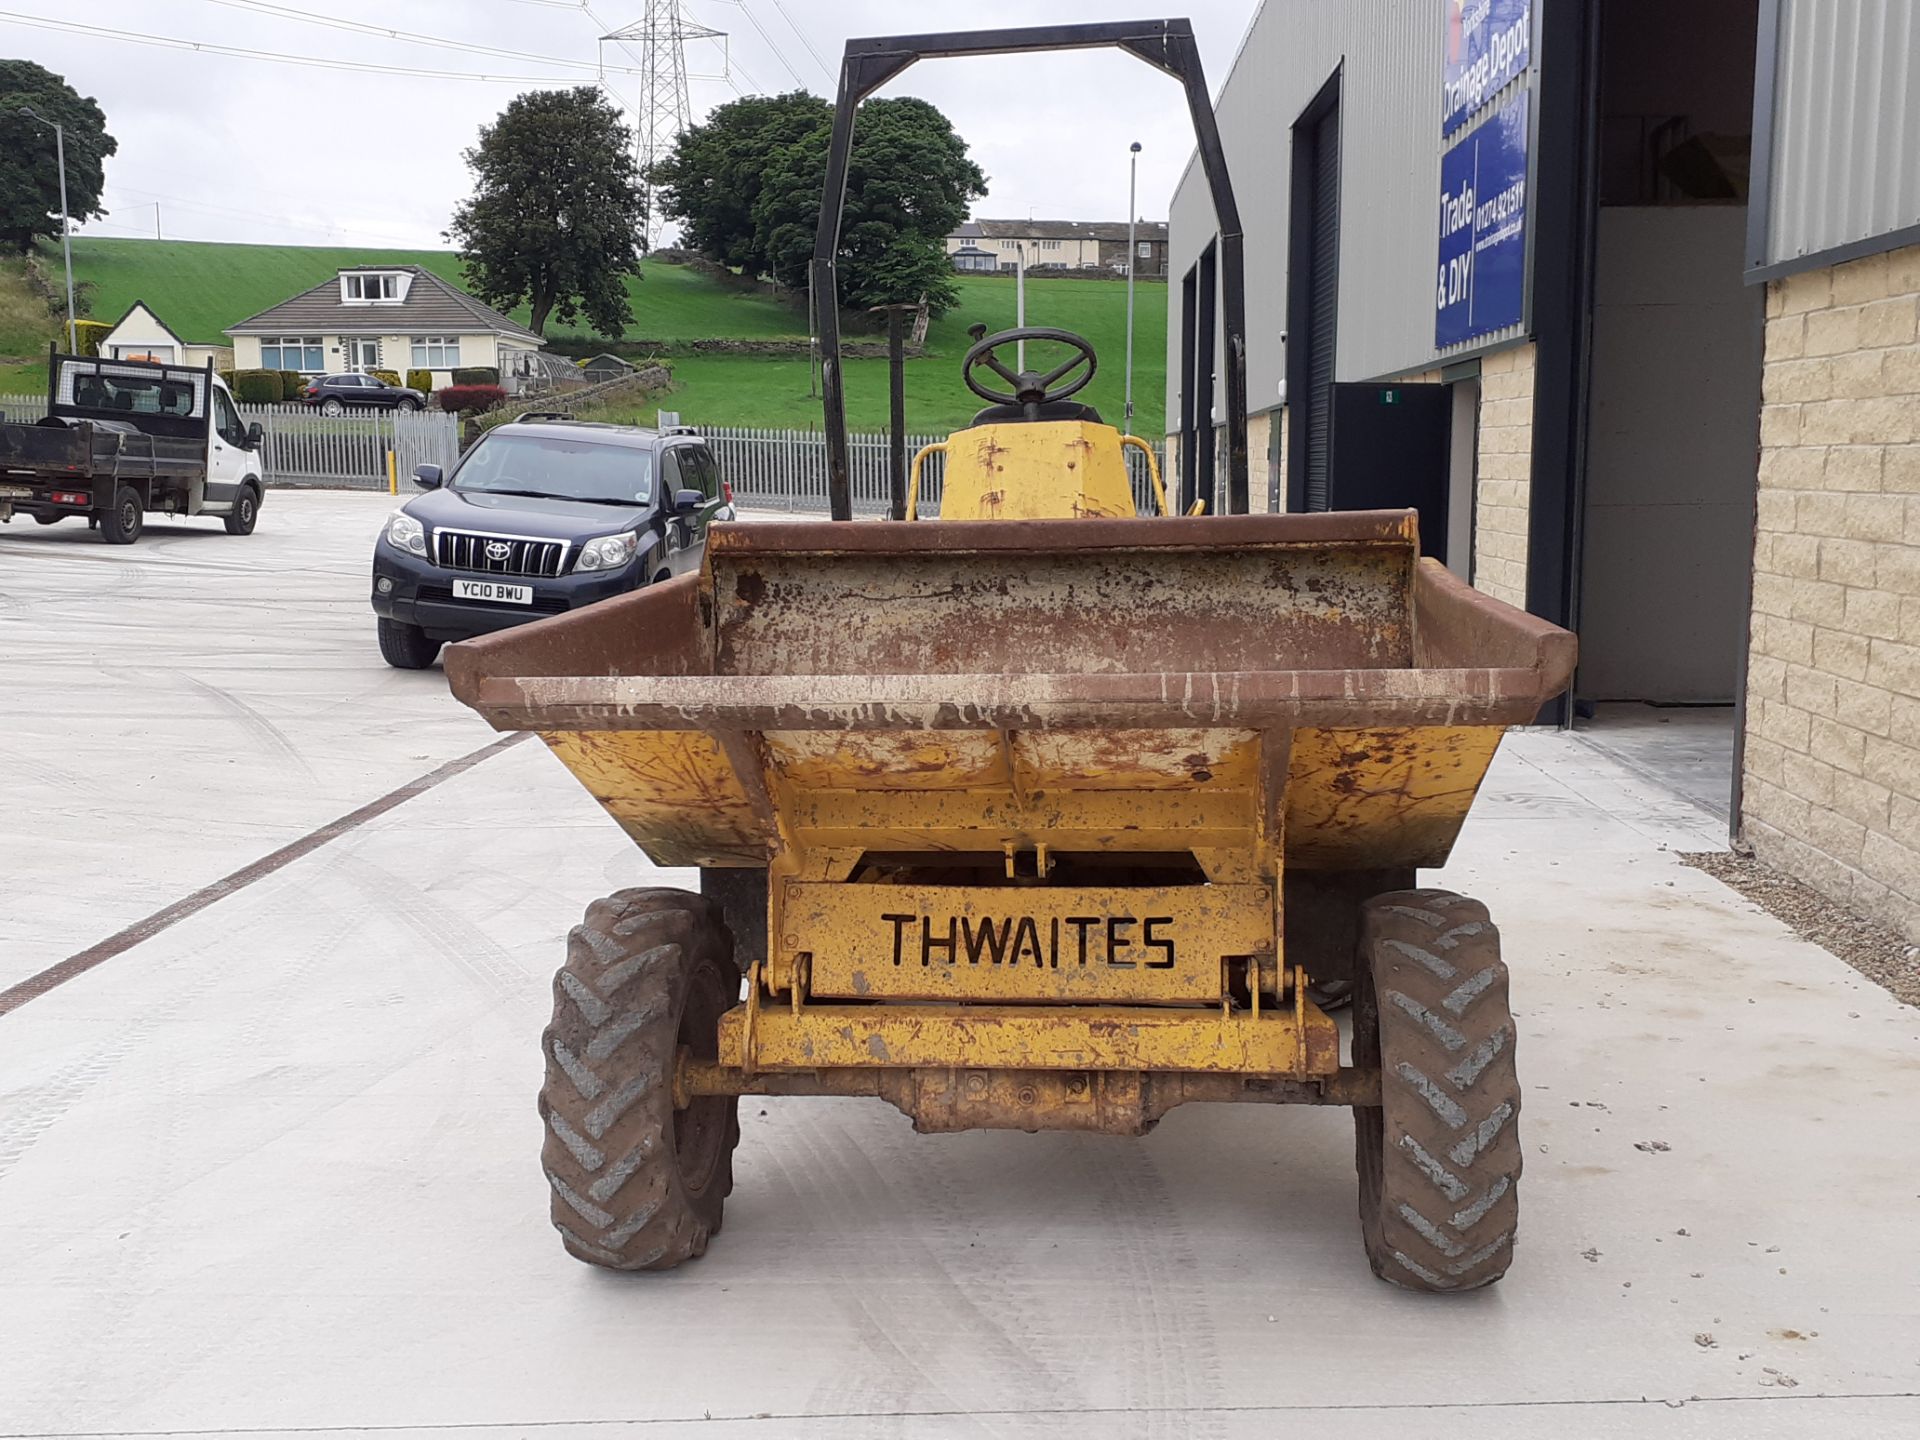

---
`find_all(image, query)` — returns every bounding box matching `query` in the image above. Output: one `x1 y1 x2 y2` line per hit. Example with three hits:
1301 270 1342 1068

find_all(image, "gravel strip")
1682 850 1920 1008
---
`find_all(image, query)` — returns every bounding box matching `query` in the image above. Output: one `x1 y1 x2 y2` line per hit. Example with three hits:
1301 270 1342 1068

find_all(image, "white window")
260 336 324 372
343 273 402 302
1041 239 1061 251
1138 241 1153 258
411 336 461 369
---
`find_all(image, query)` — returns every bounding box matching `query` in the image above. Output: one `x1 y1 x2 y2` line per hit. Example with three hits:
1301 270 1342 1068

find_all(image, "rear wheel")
539 887 742 1270
223 485 260 536
376 617 441 669
320 397 346 416
1353 889 1521 1293
100 487 143 545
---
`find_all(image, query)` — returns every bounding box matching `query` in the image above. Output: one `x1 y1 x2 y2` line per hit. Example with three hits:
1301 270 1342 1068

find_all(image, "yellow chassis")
449 507 1575 1137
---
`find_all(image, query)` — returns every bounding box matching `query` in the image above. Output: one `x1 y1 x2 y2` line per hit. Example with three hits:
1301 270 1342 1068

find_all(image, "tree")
651 91 826 272
657 93 985 318
0 61 116 255
449 87 644 338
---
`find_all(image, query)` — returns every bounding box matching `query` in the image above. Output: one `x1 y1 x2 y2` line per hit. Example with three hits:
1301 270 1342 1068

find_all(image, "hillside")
0 256 60 396
63 238 805 345
28 238 1169 432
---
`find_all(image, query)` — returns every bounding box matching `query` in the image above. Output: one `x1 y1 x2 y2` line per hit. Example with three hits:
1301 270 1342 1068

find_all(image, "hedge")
436 383 506 415
73 320 113 357
278 371 306 396
451 366 499 387
406 368 433 392
231 369 285 404
368 368 403 387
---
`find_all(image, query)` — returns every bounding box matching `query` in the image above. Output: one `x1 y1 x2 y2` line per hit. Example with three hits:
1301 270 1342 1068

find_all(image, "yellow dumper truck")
447 20 1575 1292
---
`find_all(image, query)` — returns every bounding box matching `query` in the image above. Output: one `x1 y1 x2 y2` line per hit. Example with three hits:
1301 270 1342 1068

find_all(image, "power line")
196 0 656 77
713 0 804 89
763 0 834 84
0 11 608 84
588 0 757 94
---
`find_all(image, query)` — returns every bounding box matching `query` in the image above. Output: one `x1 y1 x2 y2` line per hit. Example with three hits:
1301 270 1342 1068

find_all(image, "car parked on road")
299 373 427 415
370 413 734 668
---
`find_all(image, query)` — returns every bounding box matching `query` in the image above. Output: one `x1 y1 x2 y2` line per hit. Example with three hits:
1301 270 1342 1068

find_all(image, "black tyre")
376 617 441 669
701 867 768 974
320 397 346 416
540 887 742 1270
397 398 420 412
223 485 260 536
1354 889 1521 1293
100 487 143 545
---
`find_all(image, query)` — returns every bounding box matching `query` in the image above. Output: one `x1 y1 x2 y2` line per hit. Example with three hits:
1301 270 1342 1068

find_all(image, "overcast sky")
6 0 1258 251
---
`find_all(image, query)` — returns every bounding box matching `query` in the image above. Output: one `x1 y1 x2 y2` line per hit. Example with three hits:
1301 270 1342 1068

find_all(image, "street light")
1014 239 1028 373
1124 140 1142 436
18 105 77 354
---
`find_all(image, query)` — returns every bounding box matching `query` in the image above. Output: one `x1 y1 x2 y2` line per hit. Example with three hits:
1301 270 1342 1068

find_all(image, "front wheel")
376 616 441 669
223 486 260 536
540 887 742 1270
396 398 420 413
1354 889 1521 1293
100 487 143 545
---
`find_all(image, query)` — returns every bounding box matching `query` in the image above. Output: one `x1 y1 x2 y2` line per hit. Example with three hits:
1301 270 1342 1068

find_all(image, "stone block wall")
1744 243 1920 941
1473 343 1537 608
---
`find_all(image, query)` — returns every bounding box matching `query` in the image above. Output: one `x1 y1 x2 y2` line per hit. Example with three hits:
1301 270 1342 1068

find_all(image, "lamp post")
18 106 76 354
1014 240 1027 372
1124 141 1142 436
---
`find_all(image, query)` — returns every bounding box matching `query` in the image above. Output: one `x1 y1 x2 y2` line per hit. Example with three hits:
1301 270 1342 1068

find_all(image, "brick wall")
1474 343 1536 607
1744 243 1920 941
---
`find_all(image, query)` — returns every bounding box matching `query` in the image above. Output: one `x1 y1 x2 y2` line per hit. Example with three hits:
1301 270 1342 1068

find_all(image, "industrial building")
1167 0 1920 940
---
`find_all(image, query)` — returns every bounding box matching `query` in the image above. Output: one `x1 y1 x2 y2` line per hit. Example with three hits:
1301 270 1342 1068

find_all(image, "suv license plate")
454 578 532 605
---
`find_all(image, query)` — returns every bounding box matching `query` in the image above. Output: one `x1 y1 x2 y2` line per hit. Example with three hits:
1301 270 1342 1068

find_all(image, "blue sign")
1435 91 1529 350
1443 0 1531 136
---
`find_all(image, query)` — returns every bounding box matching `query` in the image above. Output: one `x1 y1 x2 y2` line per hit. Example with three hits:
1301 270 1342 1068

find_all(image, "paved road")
3 493 1917 1438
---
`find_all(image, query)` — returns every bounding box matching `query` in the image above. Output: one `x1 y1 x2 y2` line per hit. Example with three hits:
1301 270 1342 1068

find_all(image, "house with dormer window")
223 265 546 389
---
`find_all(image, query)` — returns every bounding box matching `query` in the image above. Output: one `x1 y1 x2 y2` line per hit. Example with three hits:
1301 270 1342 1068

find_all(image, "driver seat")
969 399 1105 427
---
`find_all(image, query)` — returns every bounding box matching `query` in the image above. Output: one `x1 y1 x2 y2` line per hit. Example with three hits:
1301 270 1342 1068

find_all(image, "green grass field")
0 256 61 395
632 274 1169 434
22 238 1168 432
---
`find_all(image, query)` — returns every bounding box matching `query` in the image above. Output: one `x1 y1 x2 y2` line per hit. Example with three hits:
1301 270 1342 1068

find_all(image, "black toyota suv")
370 414 734 669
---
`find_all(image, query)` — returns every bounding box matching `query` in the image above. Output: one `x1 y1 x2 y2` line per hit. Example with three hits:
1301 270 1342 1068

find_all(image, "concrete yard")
2 491 1918 1438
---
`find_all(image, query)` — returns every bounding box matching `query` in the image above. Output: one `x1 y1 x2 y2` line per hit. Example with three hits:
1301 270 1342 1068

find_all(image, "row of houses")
1163 0 1920 944
947 218 1170 277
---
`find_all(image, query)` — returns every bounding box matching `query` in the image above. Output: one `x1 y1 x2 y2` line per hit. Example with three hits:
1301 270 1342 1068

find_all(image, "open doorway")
1572 0 1763 823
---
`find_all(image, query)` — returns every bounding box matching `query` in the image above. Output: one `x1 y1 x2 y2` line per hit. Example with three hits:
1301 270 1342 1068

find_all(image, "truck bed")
0 420 206 484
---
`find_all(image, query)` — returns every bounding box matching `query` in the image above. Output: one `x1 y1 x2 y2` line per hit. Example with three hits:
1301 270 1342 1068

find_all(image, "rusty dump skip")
445 510 1574 873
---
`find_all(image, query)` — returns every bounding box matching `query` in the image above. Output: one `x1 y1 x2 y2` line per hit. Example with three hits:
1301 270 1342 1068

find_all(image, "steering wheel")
963 326 1098 411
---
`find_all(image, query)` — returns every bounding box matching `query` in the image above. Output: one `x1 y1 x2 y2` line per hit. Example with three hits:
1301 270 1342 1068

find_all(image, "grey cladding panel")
1763 0 1920 266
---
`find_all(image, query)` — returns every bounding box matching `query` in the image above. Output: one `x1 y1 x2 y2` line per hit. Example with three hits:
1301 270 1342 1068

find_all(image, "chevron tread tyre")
539 887 741 1271
1353 889 1520 1293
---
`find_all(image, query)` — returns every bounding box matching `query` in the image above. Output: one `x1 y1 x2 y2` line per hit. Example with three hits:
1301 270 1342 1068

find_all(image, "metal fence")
700 425 1170 517
0 396 456 490
236 405 459 490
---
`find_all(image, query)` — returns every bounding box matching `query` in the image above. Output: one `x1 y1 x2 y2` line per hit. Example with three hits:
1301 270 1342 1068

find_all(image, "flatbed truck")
0 350 265 543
